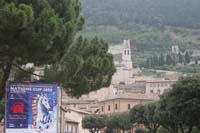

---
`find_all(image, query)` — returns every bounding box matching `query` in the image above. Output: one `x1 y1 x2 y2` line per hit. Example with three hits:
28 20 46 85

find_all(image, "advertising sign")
6 83 58 133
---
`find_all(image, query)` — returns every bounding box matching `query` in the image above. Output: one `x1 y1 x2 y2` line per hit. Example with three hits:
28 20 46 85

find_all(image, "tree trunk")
153 128 157 133
180 124 185 133
188 126 193 133
0 58 14 101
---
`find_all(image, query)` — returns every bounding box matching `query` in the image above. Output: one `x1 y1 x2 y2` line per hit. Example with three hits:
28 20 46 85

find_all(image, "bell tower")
122 40 133 69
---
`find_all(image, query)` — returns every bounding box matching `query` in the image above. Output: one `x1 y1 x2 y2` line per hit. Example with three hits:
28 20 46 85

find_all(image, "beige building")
135 80 176 95
0 122 4 133
112 40 139 85
113 79 176 96
98 93 159 114
60 107 90 133
80 85 117 101
63 99 98 113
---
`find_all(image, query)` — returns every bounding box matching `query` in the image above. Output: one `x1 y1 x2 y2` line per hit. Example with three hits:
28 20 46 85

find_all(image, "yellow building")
98 93 158 114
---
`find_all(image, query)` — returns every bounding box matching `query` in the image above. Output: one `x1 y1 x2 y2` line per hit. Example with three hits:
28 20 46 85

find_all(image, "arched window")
108 105 110 111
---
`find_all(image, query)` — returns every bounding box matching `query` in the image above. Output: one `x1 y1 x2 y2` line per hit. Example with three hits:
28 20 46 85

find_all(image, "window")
127 50 129 55
66 125 69 131
101 106 104 112
115 104 118 110
150 89 154 93
124 50 126 55
71 126 73 132
128 104 131 110
108 105 110 111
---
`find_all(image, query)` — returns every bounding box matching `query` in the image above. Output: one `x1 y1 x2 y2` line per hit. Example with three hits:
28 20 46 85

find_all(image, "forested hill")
80 0 200 65
81 0 200 29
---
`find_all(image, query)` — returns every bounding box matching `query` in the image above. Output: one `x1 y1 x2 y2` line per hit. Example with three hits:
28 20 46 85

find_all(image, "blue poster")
6 83 58 133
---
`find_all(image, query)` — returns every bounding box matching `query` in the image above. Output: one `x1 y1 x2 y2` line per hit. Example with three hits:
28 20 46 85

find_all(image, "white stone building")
172 45 179 54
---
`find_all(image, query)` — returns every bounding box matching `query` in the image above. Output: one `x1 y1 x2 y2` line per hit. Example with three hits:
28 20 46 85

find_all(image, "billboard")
6 83 58 133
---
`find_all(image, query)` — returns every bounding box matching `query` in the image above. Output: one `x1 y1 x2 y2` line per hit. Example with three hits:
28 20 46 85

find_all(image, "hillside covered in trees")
80 0 200 65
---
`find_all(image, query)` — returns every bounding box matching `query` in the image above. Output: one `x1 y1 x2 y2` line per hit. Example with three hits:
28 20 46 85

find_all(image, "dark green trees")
0 0 83 99
83 76 200 133
82 114 107 133
82 113 132 133
0 0 115 99
44 37 116 96
107 112 132 133
130 75 200 133
130 103 160 133
166 75 200 133
185 52 191 64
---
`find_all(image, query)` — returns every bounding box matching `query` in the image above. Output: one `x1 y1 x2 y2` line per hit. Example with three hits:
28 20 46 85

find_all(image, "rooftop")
99 93 159 103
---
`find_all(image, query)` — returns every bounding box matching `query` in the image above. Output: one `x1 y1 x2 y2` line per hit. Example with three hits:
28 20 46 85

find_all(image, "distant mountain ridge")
80 0 200 65
81 0 200 29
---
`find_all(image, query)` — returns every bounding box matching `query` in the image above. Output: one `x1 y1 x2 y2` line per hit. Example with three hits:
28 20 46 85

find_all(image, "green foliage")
82 0 200 29
178 53 183 63
166 54 173 65
130 76 200 133
0 102 4 120
81 0 200 66
44 36 116 96
0 0 84 99
185 52 191 64
135 128 148 133
157 127 170 133
14 67 35 82
117 112 132 131
168 75 200 131
155 75 200 132
0 0 115 99
130 104 145 124
130 103 160 133
82 114 107 133
107 112 132 132
156 92 179 133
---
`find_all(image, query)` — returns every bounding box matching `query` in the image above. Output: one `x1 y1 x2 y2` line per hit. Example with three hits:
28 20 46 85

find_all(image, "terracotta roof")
98 93 159 103
135 80 177 83
146 80 176 83
61 106 91 115
63 99 96 105
70 108 91 115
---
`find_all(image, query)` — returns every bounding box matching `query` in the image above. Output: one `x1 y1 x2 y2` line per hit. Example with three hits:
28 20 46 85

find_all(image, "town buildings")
112 40 137 84
54 39 178 133
60 107 90 133
64 40 176 115
98 93 159 114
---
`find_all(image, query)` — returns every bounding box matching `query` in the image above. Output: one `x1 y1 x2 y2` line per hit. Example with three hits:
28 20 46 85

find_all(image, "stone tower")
172 45 179 54
122 40 133 69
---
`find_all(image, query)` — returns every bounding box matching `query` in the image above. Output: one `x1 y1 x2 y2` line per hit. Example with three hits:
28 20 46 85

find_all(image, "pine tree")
159 53 165 66
166 54 173 65
185 52 191 64
178 53 183 63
